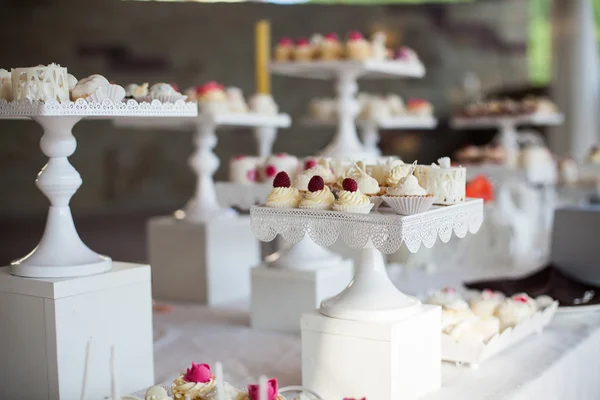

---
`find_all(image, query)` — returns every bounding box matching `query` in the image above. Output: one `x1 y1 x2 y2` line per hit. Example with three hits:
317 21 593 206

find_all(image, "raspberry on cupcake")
333 178 373 214
299 175 335 210
265 171 301 208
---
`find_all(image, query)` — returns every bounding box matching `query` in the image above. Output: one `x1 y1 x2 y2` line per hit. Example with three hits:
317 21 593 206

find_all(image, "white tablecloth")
146 301 600 400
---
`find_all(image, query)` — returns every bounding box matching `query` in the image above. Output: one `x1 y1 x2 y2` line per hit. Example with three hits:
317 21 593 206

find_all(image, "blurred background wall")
0 0 530 217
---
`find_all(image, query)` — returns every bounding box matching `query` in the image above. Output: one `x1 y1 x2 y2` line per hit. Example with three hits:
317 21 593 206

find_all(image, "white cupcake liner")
265 200 300 209
368 196 384 210
87 84 126 103
382 195 435 216
299 203 333 210
332 203 374 214
141 93 188 104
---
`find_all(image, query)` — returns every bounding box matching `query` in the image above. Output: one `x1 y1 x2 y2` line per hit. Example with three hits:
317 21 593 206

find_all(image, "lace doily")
0 98 197 117
250 199 483 254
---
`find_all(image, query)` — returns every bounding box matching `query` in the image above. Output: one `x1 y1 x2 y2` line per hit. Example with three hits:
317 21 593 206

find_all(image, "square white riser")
301 305 441 400
0 262 154 400
250 261 354 333
148 215 260 305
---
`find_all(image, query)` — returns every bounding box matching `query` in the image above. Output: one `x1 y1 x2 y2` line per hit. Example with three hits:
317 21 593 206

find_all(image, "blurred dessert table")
148 300 600 400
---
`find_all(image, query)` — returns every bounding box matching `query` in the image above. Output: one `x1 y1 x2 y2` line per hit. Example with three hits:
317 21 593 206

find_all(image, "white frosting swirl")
335 190 369 206
266 187 300 207
171 375 215 399
300 187 335 207
386 174 428 196
384 164 412 186
149 83 178 97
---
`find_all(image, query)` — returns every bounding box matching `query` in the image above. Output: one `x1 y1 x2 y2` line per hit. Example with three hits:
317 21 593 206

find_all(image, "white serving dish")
441 300 559 367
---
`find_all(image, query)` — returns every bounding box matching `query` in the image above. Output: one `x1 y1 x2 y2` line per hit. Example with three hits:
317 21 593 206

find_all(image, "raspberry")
265 165 277 177
304 159 317 170
342 178 358 192
273 171 291 188
308 175 325 192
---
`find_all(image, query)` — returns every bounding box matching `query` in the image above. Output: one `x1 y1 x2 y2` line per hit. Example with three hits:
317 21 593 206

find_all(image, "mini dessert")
440 298 475 329
67 74 77 92
395 46 420 64
171 362 215 399
367 157 405 186
535 295 555 309
341 162 381 196
302 157 318 171
294 159 336 191
386 94 405 115
197 82 229 114
465 175 494 202
299 175 335 210
294 38 313 61
145 386 173 400
12 63 70 102
249 93 279 115
346 31 371 61
309 33 324 59
426 288 462 307
415 157 466 205
443 315 500 343
370 31 389 60
406 99 433 117
238 378 285 400
229 155 262 184
383 169 435 215
308 98 336 120
226 87 248 113
148 83 185 102
333 178 373 214
71 74 110 101
383 163 412 187
362 96 391 121
320 33 344 61
261 153 299 183
558 158 579 184
587 146 600 165
495 293 538 331
274 37 294 62
469 289 504 318
125 83 149 100
0 69 12 101
266 172 301 208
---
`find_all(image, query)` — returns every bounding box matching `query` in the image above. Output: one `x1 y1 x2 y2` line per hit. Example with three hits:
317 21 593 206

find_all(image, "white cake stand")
115 112 291 222
451 113 564 167
250 199 483 321
304 115 437 157
271 60 425 160
0 98 197 278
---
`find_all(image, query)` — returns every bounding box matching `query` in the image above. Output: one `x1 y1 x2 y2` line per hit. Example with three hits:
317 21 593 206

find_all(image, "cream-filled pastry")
469 289 504 318
342 162 381 195
294 37 313 61
346 31 371 61
171 362 215 400
71 74 110 100
425 287 462 307
266 172 301 208
385 173 429 197
320 32 344 60
333 178 373 214
294 160 335 190
495 293 538 331
383 163 412 187
274 37 294 62
299 175 335 210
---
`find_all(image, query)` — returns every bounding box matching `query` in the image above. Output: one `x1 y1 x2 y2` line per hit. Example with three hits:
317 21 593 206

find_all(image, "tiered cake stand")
116 111 291 305
0 98 197 400
250 199 484 400
271 60 425 159
304 115 437 157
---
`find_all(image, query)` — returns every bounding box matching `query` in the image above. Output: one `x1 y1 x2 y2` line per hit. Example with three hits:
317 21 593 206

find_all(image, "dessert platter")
250 154 482 399
0 63 197 279
271 31 427 159
306 94 436 156
451 97 563 168
424 288 558 367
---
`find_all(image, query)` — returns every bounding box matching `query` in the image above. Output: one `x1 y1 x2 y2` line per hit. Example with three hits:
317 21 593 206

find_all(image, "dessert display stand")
303 115 437 157
0 98 197 400
271 60 425 160
250 199 484 400
116 112 291 305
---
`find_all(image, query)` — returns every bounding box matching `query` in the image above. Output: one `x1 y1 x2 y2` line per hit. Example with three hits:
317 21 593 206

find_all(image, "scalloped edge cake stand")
0 98 197 278
250 199 484 321
271 60 425 160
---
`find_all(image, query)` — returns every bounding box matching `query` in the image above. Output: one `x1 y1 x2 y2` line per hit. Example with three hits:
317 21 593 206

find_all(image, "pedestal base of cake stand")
251 237 353 333
0 262 154 400
148 215 260 305
301 305 441 400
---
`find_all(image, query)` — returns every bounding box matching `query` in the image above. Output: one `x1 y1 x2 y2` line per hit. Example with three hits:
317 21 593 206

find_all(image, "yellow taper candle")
255 20 271 94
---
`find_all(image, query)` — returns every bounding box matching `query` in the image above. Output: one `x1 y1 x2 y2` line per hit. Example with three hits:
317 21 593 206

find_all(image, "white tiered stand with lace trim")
250 199 484 400
0 98 197 400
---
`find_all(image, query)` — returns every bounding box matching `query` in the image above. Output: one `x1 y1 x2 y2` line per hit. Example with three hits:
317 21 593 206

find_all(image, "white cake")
0 69 13 101
11 63 69 102
415 157 466 205
260 153 299 183
229 155 262 184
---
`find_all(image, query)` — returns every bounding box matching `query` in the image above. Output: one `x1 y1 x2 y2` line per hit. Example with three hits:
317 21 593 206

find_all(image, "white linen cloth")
141 301 600 399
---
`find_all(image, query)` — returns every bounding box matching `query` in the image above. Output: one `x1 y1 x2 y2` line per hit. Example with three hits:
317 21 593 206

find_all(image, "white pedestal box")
148 215 260 305
250 260 353 333
0 262 154 400
301 306 441 400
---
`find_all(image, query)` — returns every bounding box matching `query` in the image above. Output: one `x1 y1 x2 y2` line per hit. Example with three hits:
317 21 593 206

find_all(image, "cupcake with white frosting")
383 163 412 187
171 362 216 399
495 293 538 331
469 289 505 318
148 83 186 103
333 178 373 214
145 386 173 400
266 172 301 208
299 175 335 210
294 159 336 191
383 168 434 215
340 161 382 196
